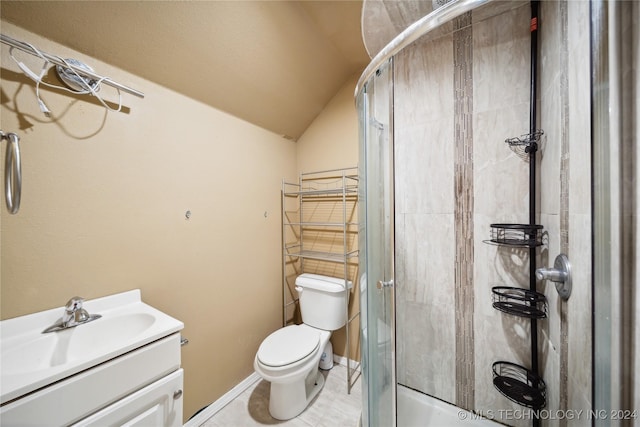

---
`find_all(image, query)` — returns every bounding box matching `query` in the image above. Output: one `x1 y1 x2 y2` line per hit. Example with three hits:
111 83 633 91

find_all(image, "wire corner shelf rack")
281 167 360 393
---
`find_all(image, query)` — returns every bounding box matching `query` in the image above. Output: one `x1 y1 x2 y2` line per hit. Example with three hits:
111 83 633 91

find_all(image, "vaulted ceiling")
1 1 371 140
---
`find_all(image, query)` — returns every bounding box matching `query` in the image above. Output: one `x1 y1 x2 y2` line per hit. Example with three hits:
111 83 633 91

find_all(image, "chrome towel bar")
1 130 21 214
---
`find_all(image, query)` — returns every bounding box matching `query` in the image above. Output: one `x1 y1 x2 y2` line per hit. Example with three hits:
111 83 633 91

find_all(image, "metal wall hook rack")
0 130 22 215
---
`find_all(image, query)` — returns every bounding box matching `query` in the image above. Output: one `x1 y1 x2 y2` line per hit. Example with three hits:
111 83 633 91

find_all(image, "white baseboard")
183 356 360 426
183 372 261 427
333 354 361 372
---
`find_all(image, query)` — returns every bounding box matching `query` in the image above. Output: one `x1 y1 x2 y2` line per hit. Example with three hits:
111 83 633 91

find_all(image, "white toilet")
254 273 352 420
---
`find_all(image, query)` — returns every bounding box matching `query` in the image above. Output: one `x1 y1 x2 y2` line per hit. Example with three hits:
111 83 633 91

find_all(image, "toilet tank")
295 274 353 331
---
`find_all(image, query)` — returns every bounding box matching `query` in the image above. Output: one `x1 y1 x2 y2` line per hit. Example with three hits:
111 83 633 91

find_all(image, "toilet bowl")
254 324 331 420
254 274 352 420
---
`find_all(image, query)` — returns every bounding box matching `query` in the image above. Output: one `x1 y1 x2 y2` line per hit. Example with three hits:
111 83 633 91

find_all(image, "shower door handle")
377 279 394 289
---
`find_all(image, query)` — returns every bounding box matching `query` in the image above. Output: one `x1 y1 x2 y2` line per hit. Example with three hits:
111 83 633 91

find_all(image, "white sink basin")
0 290 183 404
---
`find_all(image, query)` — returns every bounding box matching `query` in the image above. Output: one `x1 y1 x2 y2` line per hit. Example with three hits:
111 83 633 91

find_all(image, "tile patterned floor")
201 364 362 427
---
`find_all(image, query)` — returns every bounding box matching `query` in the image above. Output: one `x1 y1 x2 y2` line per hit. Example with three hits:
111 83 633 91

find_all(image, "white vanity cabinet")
73 368 183 427
0 290 185 427
1 333 183 426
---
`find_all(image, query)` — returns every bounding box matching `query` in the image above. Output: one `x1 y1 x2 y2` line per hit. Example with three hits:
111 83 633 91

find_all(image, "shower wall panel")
538 0 565 420
394 1 591 425
563 1 592 417
538 1 593 423
394 32 456 404
472 6 533 424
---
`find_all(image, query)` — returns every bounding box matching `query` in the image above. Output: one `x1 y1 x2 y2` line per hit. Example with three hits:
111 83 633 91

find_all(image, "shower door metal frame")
358 57 396 427
591 0 638 420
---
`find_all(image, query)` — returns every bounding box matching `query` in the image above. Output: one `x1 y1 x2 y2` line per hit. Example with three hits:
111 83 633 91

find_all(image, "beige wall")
295 74 361 362
296 74 360 173
0 22 297 421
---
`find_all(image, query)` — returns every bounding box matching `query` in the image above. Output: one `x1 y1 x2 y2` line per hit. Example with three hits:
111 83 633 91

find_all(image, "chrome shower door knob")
377 279 394 289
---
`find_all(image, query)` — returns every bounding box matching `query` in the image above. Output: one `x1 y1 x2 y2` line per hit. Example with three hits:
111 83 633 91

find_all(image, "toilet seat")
257 325 320 367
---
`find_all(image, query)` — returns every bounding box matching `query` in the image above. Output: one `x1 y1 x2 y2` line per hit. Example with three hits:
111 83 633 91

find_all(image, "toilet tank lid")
295 273 353 293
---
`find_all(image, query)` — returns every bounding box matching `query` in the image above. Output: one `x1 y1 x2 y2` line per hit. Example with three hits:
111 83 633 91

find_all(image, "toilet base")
268 369 325 420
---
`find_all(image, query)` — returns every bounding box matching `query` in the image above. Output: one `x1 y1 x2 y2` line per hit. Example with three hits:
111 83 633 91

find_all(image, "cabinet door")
73 369 183 427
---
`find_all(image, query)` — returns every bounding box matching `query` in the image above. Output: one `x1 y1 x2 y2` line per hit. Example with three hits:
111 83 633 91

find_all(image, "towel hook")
1 130 22 214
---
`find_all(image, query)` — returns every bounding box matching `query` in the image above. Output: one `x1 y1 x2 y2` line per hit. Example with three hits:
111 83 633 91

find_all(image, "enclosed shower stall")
357 0 638 426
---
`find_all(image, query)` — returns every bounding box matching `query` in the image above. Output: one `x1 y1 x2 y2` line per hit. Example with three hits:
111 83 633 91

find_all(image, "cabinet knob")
173 390 183 400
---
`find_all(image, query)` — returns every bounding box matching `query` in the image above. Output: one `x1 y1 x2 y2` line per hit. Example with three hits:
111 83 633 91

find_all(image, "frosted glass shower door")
358 60 395 427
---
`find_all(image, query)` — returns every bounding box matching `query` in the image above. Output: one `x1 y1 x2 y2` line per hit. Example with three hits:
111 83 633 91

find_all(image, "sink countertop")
0 290 184 404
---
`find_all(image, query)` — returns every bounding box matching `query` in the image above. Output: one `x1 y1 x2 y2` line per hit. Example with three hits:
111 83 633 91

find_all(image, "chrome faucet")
62 297 89 327
535 254 572 300
535 267 567 283
43 296 102 333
